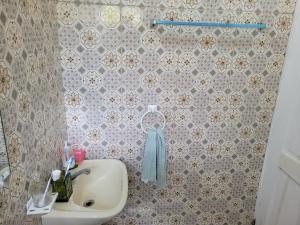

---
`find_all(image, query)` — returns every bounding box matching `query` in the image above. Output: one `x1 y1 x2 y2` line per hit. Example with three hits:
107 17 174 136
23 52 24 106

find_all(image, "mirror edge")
0 110 11 185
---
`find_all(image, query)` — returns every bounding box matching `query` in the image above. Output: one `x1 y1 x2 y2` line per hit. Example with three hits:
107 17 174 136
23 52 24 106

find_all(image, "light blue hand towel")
141 129 157 183
156 128 166 188
142 128 166 188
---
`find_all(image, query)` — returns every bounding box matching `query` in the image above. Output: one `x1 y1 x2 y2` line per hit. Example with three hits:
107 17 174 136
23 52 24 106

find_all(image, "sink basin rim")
43 159 128 220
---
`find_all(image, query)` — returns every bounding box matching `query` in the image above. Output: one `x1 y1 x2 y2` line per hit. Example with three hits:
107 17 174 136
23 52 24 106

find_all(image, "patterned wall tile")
56 0 297 225
0 0 67 225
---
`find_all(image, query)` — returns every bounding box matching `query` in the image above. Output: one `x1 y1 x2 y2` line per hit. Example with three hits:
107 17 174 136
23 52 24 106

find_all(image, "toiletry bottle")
62 142 76 169
62 142 69 168
71 144 86 165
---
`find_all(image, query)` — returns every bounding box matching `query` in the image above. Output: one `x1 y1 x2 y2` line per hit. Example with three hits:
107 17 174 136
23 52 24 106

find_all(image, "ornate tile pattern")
56 0 296 225
0 0 66 225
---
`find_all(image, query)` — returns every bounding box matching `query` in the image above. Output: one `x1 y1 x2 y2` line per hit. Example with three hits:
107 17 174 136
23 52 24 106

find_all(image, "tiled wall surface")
0 0 66 224
58 0 296 224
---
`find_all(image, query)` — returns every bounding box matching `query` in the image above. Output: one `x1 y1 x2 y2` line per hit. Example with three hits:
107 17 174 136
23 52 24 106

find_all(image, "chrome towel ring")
140 105 166 133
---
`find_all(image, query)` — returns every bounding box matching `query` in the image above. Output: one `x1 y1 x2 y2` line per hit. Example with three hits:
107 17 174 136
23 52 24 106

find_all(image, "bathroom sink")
42 159 128 225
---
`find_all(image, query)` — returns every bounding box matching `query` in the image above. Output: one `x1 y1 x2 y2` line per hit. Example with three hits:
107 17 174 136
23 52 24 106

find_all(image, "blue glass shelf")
152 19 267 29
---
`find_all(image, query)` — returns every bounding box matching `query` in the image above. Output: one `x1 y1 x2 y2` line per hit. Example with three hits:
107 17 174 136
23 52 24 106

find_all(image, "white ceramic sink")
42 159 128 225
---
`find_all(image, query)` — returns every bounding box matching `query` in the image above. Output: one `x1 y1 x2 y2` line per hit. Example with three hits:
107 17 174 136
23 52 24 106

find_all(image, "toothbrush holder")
52 170 73 202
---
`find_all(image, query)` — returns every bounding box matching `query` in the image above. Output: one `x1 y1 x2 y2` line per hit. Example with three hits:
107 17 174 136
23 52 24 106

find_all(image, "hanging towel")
141 129 157 183
156 128 166 188
142 128 166 188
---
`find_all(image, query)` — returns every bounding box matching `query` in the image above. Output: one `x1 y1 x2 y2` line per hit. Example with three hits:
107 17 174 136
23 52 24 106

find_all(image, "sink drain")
83 200 95 207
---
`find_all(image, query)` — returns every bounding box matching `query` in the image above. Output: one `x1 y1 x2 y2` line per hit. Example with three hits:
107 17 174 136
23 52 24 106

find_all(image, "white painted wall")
255 0 300 224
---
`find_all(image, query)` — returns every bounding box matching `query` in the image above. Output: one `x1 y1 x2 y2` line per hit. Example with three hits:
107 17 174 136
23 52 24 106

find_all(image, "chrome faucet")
71 168 91 181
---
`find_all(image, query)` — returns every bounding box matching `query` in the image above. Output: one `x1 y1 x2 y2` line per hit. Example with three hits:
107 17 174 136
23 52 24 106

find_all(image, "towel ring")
141 105 166 133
